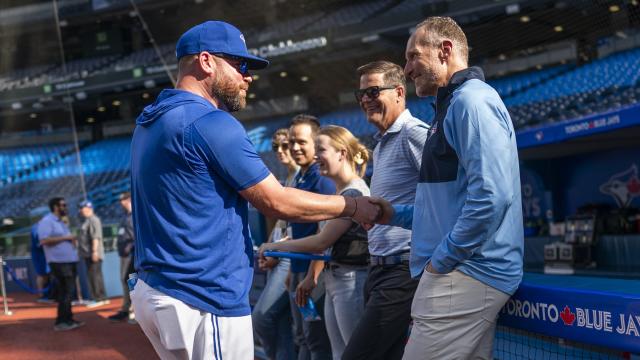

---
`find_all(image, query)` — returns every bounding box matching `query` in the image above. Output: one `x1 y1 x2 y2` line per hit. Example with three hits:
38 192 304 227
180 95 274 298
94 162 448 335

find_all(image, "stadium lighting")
252 74 260 80
609 5 621 12
554 25 563 32
248 93 256 99
112 100 121 106
30 113 37 119
633 0 639 6
520 15 530 23
98 106 106 112
11 102 22 110
87 117 96 123
142 93 150 99
280 72 288 78
300 76 309 82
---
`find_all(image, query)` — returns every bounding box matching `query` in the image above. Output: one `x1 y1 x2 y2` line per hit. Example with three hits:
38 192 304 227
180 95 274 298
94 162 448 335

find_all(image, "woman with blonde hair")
259 125 370 360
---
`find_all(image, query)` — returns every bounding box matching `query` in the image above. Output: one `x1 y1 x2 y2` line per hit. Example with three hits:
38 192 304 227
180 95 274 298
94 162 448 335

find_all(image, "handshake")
349 196 394 230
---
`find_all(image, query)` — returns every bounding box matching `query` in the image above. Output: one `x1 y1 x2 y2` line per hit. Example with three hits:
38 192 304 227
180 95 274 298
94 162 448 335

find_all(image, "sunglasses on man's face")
272 142 289 152
354 86 396 102
213 53 249 75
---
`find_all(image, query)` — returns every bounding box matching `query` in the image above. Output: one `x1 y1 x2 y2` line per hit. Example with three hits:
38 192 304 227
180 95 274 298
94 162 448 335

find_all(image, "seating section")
487 64 571 98
4 43 640 221
0 138 131 222
506 48 640 107
506 48 640 128
21 137 130 182
305 0 395 32
0 144 74 185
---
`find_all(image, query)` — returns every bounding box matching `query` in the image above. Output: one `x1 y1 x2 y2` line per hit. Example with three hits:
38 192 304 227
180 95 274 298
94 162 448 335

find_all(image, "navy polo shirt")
131 89 270 316
290 162 336 273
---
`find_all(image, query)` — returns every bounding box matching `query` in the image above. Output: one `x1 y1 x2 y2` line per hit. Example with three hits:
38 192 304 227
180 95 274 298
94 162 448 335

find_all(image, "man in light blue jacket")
371 17 524 359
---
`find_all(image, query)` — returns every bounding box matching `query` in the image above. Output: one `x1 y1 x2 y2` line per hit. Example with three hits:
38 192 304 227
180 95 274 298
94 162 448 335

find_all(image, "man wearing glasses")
129 21 379 360
37 197 83 331
342 61 429 360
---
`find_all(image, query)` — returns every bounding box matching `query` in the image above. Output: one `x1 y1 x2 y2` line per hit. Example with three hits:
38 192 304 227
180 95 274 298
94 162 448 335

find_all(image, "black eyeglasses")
213 53 249 75
272 142 289 152
354 86 397 102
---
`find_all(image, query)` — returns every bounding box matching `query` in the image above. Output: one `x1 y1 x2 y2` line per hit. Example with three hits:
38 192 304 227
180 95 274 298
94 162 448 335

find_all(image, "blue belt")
369 253 410 266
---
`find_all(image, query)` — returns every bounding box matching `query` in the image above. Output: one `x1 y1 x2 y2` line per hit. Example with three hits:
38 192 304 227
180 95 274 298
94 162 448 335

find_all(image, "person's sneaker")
53 320 85 331
108 311 129 322
86 300 109 308
127 317 138 325
72 299 90 306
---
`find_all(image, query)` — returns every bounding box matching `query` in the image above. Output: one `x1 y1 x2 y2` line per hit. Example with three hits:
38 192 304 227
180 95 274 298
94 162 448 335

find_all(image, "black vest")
419 67 486 184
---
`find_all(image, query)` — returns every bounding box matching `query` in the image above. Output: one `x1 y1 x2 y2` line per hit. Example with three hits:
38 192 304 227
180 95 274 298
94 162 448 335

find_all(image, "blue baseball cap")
176 21 269 70
78 200 93 209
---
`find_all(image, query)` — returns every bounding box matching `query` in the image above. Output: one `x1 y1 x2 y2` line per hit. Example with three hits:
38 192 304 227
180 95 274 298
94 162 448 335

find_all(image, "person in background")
252 129 299 360
342 60 430 360
30 208 55 303
260 125 371 360
286 115 335 360
371 16 524 359
78 200 108 308
129 21 379 360
38 197 84 331
108 192 136 323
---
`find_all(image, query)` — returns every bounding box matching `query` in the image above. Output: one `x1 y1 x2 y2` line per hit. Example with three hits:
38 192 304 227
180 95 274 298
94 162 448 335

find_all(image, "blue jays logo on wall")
247 126 270 153
519 167 550 220
599 164 640 208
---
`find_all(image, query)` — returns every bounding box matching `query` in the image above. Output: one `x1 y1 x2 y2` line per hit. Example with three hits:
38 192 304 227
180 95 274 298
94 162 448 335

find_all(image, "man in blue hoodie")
370 17 524 359
129 21 379 360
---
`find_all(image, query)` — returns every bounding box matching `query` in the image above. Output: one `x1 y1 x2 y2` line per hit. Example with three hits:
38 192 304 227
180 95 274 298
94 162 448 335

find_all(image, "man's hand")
351 196 382 229
295 275 317 307
258 257 279 271
425 262 442 275
366 197 395 225
91 251 99 263
70 236 78 248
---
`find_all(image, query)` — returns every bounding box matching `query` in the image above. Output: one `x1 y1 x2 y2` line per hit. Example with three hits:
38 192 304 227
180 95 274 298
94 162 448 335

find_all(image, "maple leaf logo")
560 306 575 326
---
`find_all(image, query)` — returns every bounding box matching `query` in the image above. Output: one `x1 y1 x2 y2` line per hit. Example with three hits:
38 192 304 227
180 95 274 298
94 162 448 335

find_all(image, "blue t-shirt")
37 213 78 264
131 89 270 316
290 162 336 273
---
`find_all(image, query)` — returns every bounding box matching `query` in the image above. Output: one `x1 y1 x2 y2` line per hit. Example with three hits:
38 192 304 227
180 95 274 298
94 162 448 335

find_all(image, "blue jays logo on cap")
176 20 268 70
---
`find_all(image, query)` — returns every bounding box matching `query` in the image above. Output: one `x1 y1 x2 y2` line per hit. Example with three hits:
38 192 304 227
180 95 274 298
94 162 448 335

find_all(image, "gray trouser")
119 255 133 312
84 257 106 301
402 270 510 360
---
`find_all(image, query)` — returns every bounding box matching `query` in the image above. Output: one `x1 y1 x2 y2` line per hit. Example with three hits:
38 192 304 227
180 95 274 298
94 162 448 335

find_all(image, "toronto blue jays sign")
498 281 640 353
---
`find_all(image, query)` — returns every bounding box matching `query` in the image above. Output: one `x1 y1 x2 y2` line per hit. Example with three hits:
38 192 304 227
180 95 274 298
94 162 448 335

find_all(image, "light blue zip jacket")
390 67 524 295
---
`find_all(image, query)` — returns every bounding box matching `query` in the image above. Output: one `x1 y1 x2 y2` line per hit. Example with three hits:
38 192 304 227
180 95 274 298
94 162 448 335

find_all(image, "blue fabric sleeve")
37 219 53 242
390 205 414 230
430 93 515 274
315 175 337 196
191 112 271 191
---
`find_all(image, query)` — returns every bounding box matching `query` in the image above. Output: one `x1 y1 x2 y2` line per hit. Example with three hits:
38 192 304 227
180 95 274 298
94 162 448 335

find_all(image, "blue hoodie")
390 67 524 295
131 89 270 316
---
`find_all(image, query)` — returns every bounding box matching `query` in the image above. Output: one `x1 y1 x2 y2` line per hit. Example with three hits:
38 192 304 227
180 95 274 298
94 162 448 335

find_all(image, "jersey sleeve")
191 111 271 191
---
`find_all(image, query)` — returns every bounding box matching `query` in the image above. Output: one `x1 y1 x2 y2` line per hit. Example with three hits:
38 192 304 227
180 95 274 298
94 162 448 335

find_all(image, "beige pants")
403 270 510 360
131 279 254 360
